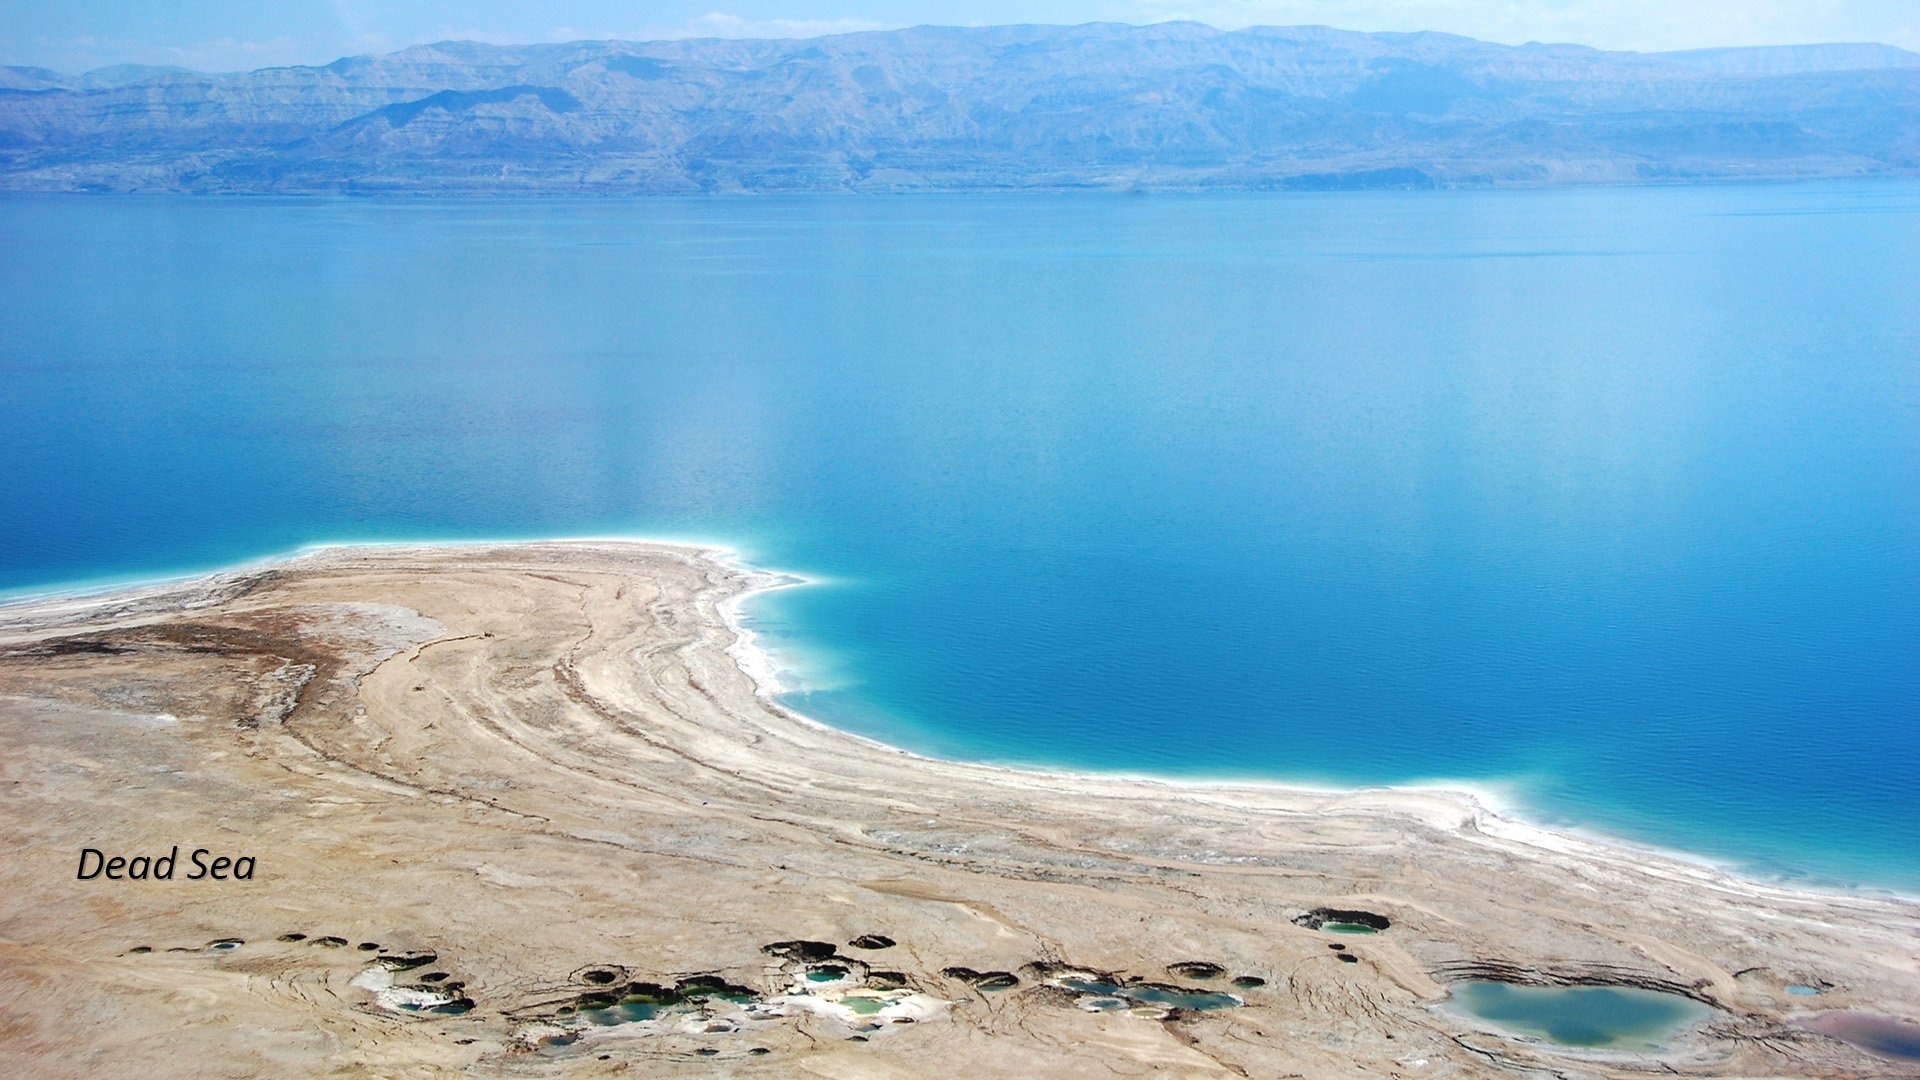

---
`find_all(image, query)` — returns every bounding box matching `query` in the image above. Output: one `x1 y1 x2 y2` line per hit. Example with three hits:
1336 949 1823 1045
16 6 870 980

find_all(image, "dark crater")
1022 960 1093 979
523 973 763 1022
941 966 1020 989
1166 961 1225 980
618 981 680 1004
1294 908 1391 931
849 935 896 950
762 940 838 962
381 952 438 971
675 974 757 1000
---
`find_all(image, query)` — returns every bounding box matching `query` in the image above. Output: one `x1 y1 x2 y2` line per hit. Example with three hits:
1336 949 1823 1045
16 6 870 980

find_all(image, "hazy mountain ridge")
2 22 1915 193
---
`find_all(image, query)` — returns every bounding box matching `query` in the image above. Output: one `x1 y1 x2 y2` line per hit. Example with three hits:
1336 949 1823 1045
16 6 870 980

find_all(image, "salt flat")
0 541 1912 1078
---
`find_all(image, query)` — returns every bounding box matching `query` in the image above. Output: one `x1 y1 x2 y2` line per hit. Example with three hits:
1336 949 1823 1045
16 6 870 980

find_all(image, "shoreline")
705 552 1920 906
2 536 1914 1076
2 534 1910 907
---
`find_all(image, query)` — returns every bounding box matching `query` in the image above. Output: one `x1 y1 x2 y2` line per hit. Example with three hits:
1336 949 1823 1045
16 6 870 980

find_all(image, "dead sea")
0 540 1914 1078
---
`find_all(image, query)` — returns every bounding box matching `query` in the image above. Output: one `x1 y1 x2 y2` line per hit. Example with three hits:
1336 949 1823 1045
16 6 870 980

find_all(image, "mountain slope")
1 23 1915 193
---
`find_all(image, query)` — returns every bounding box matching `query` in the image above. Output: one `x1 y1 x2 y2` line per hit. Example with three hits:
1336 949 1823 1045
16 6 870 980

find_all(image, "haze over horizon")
5 1 1918 75
5 21 1916 195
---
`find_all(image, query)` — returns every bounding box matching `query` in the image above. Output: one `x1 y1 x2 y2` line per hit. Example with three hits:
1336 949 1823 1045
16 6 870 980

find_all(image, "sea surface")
2 185 1915 888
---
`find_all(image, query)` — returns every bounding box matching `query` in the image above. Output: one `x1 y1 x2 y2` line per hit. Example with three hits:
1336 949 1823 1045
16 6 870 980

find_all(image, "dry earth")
0 541 1914 1078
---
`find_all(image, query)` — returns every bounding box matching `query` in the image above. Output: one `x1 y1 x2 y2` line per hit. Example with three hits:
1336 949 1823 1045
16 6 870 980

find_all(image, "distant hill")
1 23 1915 194
1657 43 1920 76
0 62 203 91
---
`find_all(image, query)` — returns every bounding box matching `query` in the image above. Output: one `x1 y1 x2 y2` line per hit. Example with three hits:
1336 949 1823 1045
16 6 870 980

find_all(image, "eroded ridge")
1 541 1915 1078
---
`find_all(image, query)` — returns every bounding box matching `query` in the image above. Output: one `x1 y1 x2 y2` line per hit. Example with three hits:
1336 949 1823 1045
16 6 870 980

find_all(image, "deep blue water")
2 186 1915 888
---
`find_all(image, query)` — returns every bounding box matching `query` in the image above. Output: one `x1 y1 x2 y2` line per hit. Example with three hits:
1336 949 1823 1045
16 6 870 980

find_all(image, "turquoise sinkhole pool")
580 1001 665 1026
1449 981 1711 1050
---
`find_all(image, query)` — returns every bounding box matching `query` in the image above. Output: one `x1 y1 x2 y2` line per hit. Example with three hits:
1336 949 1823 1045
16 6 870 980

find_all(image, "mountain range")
2 22 1916 194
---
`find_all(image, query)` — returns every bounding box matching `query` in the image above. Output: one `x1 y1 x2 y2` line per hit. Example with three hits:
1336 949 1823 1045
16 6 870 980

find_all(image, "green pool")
1449 981 1711 1050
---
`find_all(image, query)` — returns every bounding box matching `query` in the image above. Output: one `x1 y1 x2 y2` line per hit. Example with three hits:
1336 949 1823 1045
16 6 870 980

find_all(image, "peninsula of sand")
1 541 1914 1078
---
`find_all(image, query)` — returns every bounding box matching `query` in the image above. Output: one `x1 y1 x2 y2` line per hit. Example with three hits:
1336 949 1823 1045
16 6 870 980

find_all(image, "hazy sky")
6 1 1917 73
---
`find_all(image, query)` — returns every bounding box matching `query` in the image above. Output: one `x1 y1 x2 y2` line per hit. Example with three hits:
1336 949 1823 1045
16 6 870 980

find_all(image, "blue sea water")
1 185 1915 889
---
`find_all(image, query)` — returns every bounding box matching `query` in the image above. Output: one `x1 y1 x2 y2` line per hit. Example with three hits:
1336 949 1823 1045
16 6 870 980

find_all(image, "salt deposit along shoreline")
0 539 1914 1077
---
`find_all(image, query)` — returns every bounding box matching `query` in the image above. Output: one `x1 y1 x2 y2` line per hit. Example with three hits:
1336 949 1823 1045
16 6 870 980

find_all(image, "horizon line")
10 20 1919 81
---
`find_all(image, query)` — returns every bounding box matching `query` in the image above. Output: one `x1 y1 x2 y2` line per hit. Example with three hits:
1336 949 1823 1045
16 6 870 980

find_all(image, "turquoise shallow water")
1449 982 1711 1049
1 185 1915 888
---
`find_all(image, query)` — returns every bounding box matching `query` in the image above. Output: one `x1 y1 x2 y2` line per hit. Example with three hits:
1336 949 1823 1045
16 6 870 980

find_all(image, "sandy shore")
0 540 1914 1078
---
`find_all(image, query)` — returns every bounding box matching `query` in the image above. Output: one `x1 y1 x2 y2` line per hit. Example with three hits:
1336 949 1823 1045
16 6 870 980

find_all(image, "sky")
4 0 1917 74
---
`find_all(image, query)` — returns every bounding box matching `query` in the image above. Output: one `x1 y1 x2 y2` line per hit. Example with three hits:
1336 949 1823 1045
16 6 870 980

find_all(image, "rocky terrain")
0 541 1914 1078
1 23 1916 193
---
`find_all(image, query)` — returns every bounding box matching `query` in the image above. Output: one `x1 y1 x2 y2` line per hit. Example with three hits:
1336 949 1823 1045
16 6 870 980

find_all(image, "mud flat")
0 540 1915 1078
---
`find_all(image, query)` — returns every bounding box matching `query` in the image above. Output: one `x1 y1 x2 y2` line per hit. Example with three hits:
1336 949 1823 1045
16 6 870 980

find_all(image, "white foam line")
4 534 1913 906
692 549 1920 906
707 548 821 700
